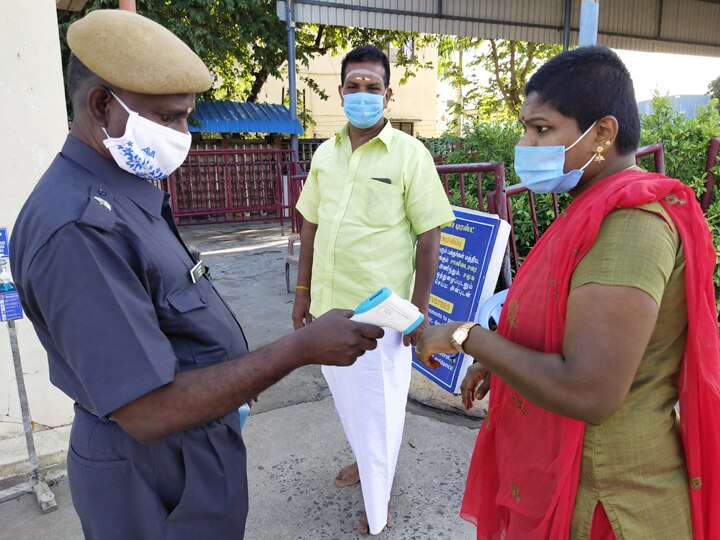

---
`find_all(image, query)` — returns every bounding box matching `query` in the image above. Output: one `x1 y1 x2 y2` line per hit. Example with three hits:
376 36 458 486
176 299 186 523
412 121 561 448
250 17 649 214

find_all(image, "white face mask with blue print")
102 91 191 181
343 91 386 129
514 121 597 194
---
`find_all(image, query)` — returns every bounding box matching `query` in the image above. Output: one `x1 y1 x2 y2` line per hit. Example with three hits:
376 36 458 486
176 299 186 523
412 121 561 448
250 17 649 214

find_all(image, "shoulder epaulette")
78 185 117 232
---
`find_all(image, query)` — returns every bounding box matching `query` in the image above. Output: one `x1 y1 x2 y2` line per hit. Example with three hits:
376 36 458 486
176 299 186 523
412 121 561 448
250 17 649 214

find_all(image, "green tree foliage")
426 36 561 127
57 1 426 111
476 40 562 121
708 74 720 105
640 92 720 299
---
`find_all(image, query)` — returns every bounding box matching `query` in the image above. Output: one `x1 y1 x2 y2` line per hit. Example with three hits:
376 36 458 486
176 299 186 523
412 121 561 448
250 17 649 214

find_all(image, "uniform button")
97 188 108 196
200 297 206 304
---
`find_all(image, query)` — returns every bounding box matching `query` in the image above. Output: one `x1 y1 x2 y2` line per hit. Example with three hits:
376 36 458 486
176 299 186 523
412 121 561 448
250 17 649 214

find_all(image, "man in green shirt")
292 45 454 535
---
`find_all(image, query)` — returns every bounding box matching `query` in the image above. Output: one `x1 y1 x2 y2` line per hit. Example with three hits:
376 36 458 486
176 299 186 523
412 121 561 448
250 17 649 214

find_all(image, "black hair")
524 46 640 155
341 45 391 88
67 53 102 101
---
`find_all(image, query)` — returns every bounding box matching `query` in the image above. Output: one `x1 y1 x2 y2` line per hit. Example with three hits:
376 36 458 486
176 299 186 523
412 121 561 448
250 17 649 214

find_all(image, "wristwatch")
450 322 479 353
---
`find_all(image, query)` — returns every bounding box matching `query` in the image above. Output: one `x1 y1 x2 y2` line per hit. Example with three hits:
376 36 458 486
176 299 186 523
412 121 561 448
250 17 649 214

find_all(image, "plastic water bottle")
0 263 15 293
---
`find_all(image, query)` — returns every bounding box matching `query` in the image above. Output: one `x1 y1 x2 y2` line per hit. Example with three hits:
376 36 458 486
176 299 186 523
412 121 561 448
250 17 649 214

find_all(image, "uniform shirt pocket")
165 279 221 365
167 280 210 313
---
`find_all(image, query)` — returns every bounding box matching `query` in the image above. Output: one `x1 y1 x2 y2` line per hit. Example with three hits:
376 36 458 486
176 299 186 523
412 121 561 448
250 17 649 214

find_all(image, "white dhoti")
322 330 411 535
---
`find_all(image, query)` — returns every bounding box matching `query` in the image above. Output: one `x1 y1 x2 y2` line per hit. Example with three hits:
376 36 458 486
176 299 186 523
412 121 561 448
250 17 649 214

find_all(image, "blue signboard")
0 228 8 259
412 207 510 393
0 291 23 321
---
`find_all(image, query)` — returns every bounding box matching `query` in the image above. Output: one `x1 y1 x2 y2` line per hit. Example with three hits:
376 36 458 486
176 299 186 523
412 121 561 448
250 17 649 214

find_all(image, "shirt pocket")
165 278 217 364
351 177 405 228
167 279 210 313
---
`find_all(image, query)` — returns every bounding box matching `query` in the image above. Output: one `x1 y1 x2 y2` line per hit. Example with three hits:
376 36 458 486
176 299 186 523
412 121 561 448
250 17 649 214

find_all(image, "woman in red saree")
416 46 719 539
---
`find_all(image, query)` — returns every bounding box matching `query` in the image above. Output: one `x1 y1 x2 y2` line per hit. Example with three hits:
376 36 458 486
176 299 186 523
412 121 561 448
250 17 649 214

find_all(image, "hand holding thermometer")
350 287 424 334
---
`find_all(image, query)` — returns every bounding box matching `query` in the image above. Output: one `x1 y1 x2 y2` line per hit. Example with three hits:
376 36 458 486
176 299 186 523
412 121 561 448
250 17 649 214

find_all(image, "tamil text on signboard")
412 207 510 393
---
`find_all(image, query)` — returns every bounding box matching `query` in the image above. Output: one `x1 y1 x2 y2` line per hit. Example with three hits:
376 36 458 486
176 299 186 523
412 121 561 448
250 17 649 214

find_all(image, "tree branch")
518 45 537 82
510 46 538 111
490 40 511 102
314 25 325 49
509 41 516 86
304 25 328 55
247 67 269 103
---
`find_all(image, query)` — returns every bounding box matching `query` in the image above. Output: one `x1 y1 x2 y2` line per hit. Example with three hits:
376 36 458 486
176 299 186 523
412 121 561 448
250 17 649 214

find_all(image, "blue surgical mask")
514 121 597 194
343 92 385 129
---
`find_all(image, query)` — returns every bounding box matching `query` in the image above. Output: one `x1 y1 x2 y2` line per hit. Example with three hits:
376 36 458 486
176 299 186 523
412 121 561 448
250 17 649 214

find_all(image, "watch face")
452 323 477 353
451 327 468 352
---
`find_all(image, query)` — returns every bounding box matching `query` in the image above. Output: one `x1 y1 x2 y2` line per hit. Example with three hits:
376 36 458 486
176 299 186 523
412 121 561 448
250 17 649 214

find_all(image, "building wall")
260 44 439 139
0 0 74 438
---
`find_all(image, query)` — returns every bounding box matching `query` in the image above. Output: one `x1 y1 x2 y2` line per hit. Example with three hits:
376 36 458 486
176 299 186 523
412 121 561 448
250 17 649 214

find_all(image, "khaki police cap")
67 9 212 94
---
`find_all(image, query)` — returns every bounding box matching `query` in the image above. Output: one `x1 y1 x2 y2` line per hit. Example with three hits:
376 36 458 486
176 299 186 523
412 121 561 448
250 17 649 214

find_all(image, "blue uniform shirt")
11 135 251 538
11 135 248 417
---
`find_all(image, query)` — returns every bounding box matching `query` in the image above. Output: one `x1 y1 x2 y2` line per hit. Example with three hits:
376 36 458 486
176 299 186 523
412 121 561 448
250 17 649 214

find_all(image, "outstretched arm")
114 309 383 443
416 283 658 424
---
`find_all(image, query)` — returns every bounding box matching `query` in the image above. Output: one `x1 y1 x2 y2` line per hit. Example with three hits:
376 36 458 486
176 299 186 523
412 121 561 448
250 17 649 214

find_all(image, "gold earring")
594 145 605 163
605 140 612 146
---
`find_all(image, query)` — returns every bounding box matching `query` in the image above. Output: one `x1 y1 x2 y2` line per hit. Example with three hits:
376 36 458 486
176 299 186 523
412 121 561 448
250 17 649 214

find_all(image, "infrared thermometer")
350 287 424 335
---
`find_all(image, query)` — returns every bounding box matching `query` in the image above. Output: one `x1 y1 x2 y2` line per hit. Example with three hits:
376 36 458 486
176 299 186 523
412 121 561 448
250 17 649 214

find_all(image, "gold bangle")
295 285 310 291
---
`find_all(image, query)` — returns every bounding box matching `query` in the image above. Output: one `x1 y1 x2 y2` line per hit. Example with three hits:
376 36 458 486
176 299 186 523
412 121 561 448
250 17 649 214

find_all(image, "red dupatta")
460 170 720 539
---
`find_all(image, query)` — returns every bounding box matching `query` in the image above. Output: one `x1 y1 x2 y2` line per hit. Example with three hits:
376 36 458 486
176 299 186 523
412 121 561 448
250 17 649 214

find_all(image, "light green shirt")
296 122 455 316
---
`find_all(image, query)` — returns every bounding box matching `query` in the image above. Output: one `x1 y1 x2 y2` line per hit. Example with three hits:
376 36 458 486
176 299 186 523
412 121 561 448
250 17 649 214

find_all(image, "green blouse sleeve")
570 203 681 306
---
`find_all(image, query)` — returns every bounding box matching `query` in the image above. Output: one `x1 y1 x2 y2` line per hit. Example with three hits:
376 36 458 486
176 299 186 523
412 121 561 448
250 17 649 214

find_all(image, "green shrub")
419 135 459 162
445 122 521 208
640 93 720 300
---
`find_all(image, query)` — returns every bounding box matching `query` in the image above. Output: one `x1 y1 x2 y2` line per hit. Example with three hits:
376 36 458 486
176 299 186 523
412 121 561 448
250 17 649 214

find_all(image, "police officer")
10 10 382 539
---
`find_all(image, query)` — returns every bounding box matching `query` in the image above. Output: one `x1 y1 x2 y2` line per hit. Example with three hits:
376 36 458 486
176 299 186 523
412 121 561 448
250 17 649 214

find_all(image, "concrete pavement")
0 221 481 539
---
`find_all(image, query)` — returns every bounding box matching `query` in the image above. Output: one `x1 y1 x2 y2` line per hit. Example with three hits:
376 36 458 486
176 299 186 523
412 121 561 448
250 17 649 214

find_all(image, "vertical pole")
302 88 307 130
285 0 299 158
578 0 600 47
9 321 37 476
562 0 572 50
8 320 57 513
118 0 137 12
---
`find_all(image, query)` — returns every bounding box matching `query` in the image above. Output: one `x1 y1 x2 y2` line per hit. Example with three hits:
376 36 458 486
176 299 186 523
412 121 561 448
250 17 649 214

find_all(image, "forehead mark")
344 69 384 84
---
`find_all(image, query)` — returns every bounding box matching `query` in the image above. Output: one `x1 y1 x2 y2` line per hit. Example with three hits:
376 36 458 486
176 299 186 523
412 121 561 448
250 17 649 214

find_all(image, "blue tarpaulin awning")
189 101 304 135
